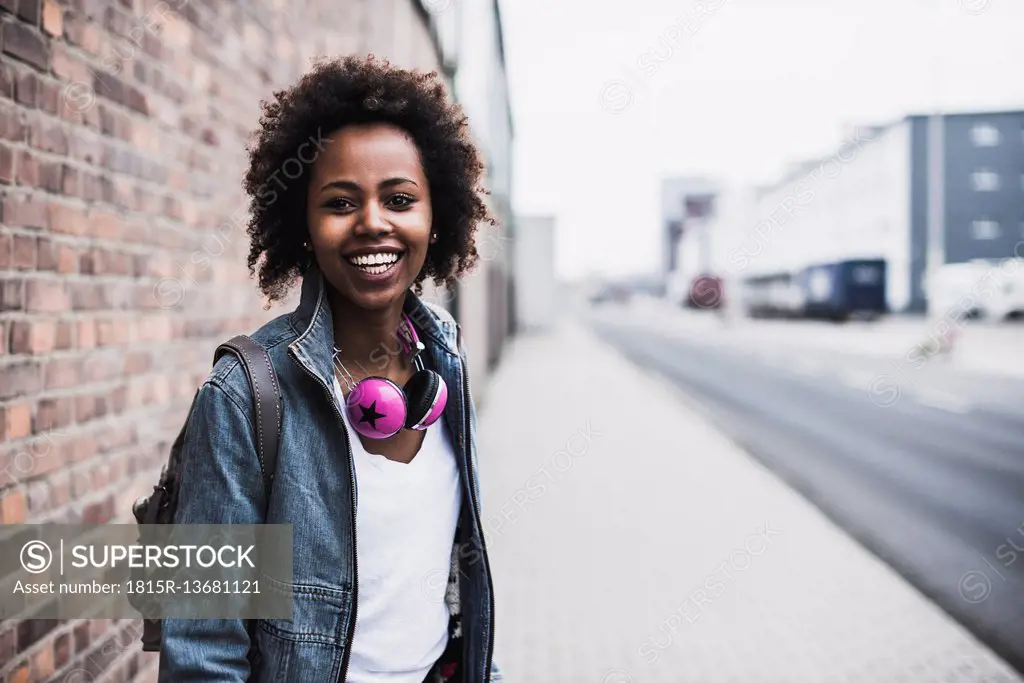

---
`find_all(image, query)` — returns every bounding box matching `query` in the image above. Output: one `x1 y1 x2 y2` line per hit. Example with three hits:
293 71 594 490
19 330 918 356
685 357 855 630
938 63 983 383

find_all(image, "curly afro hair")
242 54 495 304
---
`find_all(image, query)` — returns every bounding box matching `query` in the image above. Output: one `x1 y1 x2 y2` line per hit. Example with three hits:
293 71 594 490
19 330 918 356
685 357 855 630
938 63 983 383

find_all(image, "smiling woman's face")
306 122 433 312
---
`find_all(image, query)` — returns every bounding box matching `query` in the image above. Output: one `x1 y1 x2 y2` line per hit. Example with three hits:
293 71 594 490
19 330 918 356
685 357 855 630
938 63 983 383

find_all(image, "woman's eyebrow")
379 177 419 189
319 177 419 193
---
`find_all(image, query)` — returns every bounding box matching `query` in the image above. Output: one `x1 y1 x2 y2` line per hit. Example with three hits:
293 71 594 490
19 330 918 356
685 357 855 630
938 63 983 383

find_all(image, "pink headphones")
332 313 448 440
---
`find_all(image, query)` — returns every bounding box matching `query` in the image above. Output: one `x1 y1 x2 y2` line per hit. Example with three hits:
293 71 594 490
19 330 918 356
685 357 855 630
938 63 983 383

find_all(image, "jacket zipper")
456 324 496 682
287 349 359 683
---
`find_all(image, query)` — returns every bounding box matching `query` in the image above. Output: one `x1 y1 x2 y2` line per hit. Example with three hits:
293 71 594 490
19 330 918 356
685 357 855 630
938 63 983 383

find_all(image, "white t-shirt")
334 376 462 683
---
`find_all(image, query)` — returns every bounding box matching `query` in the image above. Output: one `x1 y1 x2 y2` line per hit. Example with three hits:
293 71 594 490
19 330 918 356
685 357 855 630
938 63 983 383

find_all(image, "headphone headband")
398 313 423 355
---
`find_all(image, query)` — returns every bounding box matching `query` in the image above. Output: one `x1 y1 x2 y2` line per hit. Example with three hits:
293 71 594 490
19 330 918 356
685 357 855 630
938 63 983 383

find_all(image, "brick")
38 238 78 273
82 350 120 382
4 402 31 439
37 158 63 191
77 318 95 348
0 362 40 399
10 319 56 354
123 350 149 374
16 619 57 653
25 278 68 312
69 133 101 163
42 1 63 37
0 62 14 100
0 320 6 355
30 638 54 678
82 497 112 523
89 209 119 239
15 148 39 185
0 102 26 141
70 280 108 310
1 278 25 310
14 67 39 109
51 45 78 82
0 628 14 668
10 234 36 270
3 195 47 229
28 118 68 154
75 393 96 421
53 631 70 668
1 22 49 71
1 488 26 524
54 319 73 348
44 356 79 389
48 202 86 235
0 142 13 183
35 396 73 430
17 0 41 25
35 78 60 115
96 317 129 346
6 664 28 683
0 233 9 267
72 621 89 651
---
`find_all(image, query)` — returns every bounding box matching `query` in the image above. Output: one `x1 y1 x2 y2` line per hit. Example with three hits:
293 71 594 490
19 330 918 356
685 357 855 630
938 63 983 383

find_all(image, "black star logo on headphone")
358 401 386 429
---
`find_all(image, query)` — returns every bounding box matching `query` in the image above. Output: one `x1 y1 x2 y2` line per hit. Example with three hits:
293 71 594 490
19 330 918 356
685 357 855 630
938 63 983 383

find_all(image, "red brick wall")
0 0 443 680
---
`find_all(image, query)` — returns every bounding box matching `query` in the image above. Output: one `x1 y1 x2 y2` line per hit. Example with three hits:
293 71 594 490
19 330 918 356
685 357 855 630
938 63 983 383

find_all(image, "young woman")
159 55 502 683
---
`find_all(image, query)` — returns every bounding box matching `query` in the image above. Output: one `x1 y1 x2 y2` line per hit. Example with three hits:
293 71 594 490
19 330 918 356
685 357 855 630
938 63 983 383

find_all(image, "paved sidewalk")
475 320 1023 683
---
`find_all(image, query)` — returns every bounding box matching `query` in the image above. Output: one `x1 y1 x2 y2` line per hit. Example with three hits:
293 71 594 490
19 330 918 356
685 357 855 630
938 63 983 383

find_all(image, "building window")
970 123 1001 147
971 220 1001 240
971 169 1000 192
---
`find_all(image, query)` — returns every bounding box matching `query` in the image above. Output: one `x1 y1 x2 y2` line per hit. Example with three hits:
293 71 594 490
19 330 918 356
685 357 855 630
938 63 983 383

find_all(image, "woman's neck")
327 288 410 370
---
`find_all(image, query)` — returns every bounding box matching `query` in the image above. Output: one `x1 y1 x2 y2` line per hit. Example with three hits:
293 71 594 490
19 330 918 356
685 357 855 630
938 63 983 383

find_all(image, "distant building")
512 216 557 332
733 109 1024 313
448 0 515 377
660 177 719 301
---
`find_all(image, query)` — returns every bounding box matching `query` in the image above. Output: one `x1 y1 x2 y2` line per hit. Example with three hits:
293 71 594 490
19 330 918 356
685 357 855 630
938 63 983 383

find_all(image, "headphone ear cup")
345 378 407 439
403 369 448 430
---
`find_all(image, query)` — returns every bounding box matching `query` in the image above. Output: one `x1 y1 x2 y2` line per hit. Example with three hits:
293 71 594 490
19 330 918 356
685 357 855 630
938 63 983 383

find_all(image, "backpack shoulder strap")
213 335 283 488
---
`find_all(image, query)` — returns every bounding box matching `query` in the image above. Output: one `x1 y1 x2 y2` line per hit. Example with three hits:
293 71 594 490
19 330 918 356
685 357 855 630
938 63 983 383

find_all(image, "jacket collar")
288 262 459 389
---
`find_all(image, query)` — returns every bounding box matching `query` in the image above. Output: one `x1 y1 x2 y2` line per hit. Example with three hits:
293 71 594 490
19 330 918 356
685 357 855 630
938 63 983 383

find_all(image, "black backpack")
130 334 283 651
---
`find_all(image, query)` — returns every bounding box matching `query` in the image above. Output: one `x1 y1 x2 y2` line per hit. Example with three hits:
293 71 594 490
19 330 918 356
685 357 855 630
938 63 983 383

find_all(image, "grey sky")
500 0 1024 280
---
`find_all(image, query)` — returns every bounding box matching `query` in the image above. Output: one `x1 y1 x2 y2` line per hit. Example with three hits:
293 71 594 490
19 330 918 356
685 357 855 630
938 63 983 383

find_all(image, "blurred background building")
448 0 514 383
662 109 1024 322
511 214 556 333
660 177 719 307
0 0 512 679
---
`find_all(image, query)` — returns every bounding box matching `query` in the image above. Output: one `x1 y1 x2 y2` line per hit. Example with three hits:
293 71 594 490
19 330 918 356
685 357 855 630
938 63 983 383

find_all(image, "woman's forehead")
315 124 425 178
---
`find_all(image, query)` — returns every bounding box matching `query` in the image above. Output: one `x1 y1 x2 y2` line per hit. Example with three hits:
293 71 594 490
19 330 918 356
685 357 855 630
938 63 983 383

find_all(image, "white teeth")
348 252 401 268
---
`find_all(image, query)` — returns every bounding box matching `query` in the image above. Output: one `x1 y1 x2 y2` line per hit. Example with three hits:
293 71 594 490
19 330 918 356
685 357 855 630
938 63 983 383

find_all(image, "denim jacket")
158 263 501 682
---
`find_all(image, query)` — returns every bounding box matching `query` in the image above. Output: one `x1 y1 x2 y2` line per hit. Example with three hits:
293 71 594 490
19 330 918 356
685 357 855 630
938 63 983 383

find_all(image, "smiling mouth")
345 251 405 275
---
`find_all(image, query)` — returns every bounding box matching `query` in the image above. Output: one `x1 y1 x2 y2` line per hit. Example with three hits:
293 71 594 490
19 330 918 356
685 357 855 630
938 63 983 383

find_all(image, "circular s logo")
958 570 991 603
21 540 53 574
867 375 901 408
63 669 95 683
959 0 992 15
599 81 633 114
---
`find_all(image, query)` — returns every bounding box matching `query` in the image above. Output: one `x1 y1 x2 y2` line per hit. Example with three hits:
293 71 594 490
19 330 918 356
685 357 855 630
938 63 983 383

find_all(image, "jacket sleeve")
158 378 268 682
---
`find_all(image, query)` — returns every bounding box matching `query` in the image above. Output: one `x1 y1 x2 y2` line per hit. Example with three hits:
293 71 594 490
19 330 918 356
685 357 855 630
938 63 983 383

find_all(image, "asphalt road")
588 309 1024 674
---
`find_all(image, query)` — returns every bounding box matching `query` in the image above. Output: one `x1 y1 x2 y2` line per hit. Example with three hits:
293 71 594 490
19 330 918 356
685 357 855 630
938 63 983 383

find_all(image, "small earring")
431 233 438 241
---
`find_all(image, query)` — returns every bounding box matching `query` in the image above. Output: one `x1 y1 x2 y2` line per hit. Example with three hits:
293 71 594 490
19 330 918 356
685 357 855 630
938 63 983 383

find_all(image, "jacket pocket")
252 576 350 682
256 574 351 644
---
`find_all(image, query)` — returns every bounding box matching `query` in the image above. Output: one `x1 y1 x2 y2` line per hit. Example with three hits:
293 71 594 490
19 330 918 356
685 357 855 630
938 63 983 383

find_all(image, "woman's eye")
325 197 354 212
387 194 415 209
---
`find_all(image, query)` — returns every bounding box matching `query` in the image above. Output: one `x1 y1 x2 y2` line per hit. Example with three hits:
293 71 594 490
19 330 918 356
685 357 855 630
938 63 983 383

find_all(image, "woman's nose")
357 202 392 237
